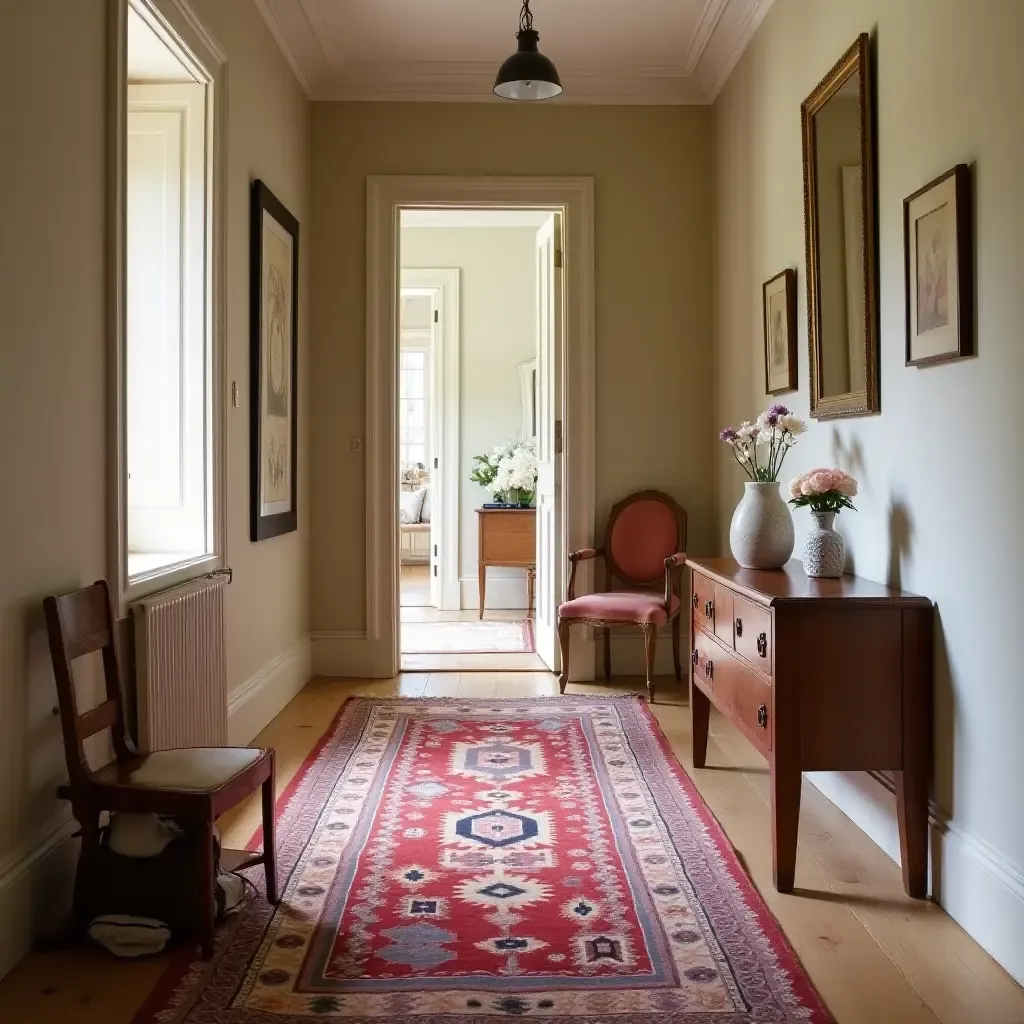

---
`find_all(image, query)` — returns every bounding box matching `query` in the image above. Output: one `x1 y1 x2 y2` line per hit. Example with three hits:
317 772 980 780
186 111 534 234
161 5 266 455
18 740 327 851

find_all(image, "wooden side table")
476 508 536 618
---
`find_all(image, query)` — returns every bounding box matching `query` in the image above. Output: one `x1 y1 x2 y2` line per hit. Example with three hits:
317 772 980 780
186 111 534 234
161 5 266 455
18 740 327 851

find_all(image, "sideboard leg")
478 566 486 619
897 606 933 898
771 759 801 893
690 679 710 769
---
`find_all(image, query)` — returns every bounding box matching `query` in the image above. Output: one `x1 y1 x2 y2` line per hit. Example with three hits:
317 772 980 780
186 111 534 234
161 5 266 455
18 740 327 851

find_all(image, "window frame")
109 0 228 613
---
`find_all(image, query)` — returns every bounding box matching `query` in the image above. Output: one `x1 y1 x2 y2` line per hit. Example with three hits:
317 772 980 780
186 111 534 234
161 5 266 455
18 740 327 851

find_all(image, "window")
122 1 218 585
399 349 429 472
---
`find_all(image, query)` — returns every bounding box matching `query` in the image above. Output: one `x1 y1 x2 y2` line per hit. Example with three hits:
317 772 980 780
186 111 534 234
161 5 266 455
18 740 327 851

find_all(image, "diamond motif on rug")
133 696 835 1023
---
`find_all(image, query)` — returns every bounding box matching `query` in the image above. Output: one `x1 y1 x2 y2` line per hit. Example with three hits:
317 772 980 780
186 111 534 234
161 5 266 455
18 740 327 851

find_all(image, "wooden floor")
2 673 1022 1023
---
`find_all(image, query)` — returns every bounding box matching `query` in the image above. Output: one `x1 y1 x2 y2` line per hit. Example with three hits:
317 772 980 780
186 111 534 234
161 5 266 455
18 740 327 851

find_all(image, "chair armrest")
566 548 603 601
663 552 688 611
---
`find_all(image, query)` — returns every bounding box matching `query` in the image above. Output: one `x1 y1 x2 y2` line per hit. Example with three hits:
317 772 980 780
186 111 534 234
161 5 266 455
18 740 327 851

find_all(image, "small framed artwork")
904 164 973 366
763 269 798 394
250 179 299 541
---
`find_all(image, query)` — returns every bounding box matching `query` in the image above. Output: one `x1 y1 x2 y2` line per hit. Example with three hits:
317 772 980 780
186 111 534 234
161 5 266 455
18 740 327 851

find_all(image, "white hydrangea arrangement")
470 439 538 506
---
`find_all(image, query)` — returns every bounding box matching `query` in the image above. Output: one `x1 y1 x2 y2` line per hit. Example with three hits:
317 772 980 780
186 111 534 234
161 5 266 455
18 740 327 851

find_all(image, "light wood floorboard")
1 674 1022 1023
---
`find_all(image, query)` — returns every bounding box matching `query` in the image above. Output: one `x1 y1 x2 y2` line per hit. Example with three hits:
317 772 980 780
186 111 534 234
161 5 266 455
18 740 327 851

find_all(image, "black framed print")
763 269 798 394
250 179 299 541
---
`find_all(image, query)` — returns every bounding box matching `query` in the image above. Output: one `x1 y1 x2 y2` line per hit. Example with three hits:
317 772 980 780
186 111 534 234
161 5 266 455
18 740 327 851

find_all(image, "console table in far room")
476 508 536 618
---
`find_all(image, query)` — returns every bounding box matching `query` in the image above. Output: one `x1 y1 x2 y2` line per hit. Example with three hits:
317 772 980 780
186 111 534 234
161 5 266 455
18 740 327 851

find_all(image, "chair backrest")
43 580 133 786
605 490 687 589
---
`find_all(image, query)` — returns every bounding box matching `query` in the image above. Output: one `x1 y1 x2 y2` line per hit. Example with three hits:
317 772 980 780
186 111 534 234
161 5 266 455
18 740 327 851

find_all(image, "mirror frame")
801 33 879 419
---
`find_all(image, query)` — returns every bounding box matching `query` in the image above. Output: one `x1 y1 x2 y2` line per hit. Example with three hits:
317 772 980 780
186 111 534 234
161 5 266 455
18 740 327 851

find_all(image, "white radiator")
132 571 230 751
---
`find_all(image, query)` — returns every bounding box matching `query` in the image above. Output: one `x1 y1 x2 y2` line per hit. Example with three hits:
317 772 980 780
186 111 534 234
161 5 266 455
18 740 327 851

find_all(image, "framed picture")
763 269 798 394
904 164 973 366
250 179 299 541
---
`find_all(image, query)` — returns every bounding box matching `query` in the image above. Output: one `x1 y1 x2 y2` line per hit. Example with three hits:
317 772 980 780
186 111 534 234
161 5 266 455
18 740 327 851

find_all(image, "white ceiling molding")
256 0 775 105
401 209 554 228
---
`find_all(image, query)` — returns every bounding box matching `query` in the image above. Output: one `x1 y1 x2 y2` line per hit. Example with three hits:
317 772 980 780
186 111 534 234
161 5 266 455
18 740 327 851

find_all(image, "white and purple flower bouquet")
719 404 807 483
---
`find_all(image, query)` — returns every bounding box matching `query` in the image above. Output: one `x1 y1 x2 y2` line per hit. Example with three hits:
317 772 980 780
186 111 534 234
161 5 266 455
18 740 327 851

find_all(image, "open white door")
533 214 563 670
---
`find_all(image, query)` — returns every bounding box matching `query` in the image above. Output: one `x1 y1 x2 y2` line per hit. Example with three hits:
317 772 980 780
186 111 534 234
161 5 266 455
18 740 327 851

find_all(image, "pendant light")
493 0 562 101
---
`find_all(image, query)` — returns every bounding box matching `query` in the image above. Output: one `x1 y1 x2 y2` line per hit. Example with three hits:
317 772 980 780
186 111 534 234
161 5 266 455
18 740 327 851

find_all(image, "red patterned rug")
135 696 832 1022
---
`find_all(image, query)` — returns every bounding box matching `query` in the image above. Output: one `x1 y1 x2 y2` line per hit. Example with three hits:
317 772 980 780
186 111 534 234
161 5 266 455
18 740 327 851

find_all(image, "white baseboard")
807 770 1024 986
459 574 530 610
227 635 312 744
0 812 79 981
310 631 395 679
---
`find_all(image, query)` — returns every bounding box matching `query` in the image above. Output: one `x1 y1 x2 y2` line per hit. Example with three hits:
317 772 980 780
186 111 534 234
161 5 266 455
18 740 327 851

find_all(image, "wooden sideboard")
476 508 536 618
686 557 933 897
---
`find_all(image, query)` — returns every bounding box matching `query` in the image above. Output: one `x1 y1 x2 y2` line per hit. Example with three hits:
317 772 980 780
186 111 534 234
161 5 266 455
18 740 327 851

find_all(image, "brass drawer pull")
735 617 743 637
691 648 698 666
757 704 768 729
691 593 699 611
704 600 714 618
756 632 768 658
705 660 714 680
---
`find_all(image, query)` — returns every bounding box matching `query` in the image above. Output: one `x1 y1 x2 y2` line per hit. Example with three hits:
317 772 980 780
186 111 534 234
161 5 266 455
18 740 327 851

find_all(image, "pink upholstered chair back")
606 491 687 588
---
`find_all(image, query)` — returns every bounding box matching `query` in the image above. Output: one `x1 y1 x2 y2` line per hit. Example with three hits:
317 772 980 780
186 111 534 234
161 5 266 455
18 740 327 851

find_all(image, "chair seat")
559 591 680 626
94 747 267 792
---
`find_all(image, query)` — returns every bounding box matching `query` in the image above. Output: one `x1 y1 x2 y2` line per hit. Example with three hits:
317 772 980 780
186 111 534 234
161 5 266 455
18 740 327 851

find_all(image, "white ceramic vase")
729 481 795 569
802 510 845 578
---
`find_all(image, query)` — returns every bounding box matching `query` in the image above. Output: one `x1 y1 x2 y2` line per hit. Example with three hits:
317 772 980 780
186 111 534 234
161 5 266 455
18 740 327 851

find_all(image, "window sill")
123 551 220 609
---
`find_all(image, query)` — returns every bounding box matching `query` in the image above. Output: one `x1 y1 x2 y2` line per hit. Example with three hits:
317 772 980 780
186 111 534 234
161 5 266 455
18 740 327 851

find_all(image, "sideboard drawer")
713 584 735 647
734 594 772 673
692 572 717 636
714 651 773 753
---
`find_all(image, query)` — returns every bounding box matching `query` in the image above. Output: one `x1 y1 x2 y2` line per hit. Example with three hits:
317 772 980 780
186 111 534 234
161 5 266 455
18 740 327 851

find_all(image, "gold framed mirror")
801 33 879 418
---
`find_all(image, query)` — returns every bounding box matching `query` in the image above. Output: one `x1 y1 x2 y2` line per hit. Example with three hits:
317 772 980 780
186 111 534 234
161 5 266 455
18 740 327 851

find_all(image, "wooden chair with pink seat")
557 490 687 702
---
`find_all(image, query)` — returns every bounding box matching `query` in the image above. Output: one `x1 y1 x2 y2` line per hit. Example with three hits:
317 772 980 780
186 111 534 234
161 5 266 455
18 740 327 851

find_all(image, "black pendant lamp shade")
494 0 562 100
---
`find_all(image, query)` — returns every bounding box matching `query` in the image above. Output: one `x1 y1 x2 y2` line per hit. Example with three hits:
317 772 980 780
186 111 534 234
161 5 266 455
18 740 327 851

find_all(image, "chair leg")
262 767 280 905
198 817 216 959
72 815 101 936
672 615 682 681
603 627 612 680
557 619 571 694
642 623 657 703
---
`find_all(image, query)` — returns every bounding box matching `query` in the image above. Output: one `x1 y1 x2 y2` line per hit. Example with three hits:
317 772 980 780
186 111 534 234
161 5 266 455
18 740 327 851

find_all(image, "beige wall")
310 103 715 633
401 225 538 602
0 0 309 976
713 0 1024 974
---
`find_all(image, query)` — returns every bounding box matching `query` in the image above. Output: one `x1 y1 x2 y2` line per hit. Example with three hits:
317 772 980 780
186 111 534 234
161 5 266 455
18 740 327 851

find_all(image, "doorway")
365 176 596 682
397 211 553 671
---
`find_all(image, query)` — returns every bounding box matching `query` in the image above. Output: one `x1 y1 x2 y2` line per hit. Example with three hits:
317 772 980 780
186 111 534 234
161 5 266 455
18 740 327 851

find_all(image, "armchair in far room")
556 490 687 703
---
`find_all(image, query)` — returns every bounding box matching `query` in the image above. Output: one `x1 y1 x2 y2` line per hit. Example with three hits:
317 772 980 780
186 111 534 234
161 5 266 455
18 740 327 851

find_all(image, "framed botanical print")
250 179 299 541
904 164 973 366
763 269 798 394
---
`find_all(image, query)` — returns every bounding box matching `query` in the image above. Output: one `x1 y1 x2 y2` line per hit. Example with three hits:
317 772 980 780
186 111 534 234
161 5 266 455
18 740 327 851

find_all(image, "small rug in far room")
401 618 535 654
135 695 834 1023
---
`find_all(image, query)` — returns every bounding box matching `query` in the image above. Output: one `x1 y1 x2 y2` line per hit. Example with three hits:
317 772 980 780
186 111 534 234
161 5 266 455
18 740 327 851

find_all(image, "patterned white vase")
803 510 845 578
729 481 795 569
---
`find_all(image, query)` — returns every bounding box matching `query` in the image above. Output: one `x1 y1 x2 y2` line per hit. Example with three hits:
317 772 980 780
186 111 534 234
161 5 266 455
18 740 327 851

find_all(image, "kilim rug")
135 696 833 1023
401 620 535 654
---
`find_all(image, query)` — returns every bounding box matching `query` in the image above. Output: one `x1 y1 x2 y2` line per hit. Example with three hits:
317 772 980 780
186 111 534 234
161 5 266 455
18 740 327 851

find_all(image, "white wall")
713 0 1024 982
401 226 538 608
0 0 310 978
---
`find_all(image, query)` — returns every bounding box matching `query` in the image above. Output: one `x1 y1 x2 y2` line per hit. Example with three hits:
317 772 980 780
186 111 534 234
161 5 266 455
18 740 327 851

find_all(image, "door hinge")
433 309 439 322
434 456 438 468
554 249 563 269
554 419 563 455
434 544 438 557
433 565 438 577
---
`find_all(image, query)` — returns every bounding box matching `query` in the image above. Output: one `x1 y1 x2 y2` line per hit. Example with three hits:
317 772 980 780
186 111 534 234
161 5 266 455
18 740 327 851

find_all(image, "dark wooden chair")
43 580 279 958
557 490 687 702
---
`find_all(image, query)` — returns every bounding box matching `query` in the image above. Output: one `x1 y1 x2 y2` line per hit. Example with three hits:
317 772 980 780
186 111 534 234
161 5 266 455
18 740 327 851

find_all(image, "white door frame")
366 176 596 679
400 269 460 611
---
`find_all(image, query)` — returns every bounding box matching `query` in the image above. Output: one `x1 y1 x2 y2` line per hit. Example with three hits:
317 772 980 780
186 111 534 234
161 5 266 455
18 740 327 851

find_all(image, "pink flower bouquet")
788 468 858 514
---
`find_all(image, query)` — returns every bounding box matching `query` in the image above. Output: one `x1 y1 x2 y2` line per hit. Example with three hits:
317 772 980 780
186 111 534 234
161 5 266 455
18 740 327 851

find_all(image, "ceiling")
254 0 775 104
